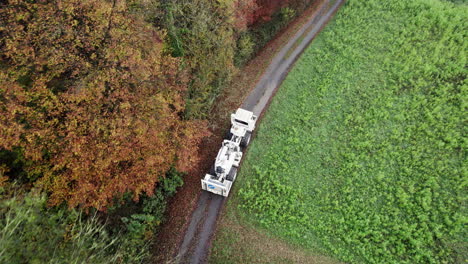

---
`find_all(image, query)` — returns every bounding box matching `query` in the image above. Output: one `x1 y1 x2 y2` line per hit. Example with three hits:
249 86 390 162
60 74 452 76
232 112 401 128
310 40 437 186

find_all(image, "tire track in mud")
175 1 345 263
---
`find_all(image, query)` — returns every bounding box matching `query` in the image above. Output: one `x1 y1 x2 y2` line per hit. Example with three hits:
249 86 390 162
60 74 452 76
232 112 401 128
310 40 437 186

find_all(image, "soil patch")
210 209 342 264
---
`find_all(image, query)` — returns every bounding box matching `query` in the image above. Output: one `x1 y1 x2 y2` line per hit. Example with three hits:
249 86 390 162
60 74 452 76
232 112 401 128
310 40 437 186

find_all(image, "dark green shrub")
107 167 184 261
0 148 34 184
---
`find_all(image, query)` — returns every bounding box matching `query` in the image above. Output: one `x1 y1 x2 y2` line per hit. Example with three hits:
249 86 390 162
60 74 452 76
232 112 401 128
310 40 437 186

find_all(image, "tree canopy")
0 0 315 210
0 0 208 210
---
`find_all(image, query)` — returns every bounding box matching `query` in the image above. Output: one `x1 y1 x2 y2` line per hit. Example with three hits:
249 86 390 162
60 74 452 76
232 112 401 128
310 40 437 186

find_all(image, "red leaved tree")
233 0 259 30
253 0 289 23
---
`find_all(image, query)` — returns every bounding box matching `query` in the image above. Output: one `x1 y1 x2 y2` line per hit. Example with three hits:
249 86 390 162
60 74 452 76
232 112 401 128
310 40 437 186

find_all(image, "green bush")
280 7 296 23
0 192 145 264
234 33 256 67
107 167 184 261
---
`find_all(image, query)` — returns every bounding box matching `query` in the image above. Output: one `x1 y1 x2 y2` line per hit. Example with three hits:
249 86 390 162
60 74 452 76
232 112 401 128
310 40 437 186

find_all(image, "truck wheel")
240 131 252 148
210 165 216 175
225 131 233 140
226 167 237 181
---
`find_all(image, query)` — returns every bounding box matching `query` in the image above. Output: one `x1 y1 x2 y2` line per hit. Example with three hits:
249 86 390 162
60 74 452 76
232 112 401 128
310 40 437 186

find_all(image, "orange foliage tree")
233 0 259 30
243 0 314 26
0 0 208 210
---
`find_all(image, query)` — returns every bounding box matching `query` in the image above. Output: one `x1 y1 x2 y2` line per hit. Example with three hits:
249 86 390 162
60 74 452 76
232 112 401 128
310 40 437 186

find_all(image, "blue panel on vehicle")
208 184 215 189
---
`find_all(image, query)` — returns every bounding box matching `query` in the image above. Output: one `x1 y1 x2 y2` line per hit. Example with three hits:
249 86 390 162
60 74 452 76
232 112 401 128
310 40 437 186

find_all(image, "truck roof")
235 108 253 121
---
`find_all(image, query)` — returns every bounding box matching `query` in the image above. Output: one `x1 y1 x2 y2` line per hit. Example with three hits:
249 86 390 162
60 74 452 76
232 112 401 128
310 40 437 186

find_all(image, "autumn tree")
252 0 288 23
233 0 259 31
0 0 208 210
143 0 240 118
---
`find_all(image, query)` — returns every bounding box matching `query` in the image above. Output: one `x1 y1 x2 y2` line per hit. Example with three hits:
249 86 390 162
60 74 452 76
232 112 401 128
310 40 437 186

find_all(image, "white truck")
201 108 257 197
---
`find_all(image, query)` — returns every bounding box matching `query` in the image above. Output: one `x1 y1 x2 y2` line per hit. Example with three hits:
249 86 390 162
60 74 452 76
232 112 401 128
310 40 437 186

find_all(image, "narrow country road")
175 1 345 263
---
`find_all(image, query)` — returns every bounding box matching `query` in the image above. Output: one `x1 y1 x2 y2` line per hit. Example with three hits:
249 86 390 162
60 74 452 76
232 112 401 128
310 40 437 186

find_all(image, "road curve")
175 1 345 263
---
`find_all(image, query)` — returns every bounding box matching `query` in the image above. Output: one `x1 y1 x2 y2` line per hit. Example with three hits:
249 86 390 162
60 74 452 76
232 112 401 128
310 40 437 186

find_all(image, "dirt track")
174 1 345 263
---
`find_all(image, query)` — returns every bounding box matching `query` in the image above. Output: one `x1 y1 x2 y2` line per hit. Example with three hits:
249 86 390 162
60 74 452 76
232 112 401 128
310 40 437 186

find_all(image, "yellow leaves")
15 12 31 22
0 165 9 188
119 102 131 111
175 119 211 172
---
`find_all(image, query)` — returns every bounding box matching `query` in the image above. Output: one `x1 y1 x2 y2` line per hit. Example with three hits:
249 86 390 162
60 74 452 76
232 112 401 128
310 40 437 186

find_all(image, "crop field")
210 0 467 263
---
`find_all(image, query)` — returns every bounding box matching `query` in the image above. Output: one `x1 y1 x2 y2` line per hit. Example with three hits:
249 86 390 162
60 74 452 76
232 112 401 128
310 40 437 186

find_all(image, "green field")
210 0 467 263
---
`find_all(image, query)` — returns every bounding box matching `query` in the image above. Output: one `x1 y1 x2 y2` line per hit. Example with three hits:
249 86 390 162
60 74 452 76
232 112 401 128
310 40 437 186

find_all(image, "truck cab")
230 108 257 137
